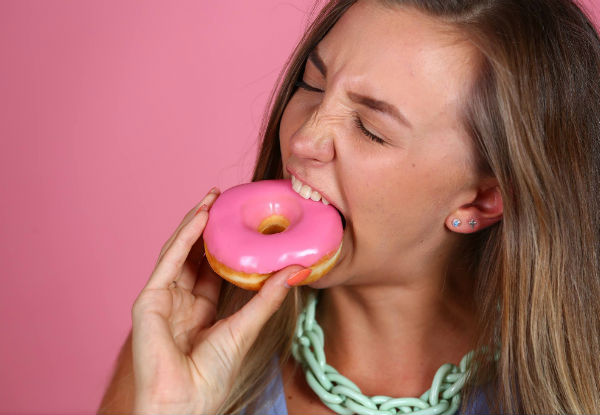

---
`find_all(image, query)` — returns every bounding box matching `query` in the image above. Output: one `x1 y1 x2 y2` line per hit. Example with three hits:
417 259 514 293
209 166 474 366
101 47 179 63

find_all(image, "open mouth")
289 174 347 230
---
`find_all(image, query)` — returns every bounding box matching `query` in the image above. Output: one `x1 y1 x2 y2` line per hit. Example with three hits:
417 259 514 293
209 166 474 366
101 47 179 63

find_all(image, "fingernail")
194 204 208 215
285 268 312 287
209 186 220 194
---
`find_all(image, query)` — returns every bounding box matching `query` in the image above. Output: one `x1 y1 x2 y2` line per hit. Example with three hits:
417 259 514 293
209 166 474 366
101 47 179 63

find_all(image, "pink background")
0 1 598 413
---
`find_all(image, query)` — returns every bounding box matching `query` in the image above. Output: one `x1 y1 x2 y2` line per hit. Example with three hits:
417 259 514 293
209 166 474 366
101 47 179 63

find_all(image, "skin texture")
279 1 502 413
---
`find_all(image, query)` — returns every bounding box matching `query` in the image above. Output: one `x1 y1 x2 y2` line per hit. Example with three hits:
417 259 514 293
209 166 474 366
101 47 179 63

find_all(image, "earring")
468 219 478 229
452 219 461 227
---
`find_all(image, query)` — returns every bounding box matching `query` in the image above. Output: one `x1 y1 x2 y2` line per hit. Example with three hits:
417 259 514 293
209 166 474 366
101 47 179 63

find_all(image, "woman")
99 0 600 413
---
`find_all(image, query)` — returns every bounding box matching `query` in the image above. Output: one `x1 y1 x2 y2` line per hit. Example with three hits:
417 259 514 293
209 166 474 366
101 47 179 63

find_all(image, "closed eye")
294 80 322 93
351 113 385 144
293 80 385 144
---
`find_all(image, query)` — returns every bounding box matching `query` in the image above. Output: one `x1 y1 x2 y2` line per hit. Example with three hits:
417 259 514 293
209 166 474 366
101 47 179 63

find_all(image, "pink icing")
203 179 343 274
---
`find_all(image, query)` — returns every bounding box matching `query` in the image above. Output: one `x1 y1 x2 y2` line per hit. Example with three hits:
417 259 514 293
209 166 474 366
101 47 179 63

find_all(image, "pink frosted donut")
203 179 343 290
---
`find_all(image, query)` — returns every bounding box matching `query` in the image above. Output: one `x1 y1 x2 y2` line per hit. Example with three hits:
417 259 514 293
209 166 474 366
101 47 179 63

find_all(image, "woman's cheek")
279 102 297 156
280 98 314 155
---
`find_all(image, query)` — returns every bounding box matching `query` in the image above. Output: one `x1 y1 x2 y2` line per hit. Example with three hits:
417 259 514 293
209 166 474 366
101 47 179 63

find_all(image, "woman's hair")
215 0 600 413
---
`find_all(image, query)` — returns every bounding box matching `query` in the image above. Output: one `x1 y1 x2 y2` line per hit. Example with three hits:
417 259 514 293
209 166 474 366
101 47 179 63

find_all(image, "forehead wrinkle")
308 45 413 129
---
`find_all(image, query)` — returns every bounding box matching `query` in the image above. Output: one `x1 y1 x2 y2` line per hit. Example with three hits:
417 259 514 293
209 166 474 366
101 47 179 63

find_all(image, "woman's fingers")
156 187 220 265
191 258 223 306
144 188 220 291
228 265 308 343
191 265 310 367
176 236 209 292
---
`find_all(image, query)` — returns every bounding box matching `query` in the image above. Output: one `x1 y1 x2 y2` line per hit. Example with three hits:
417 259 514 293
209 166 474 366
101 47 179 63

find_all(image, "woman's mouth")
289 174 347 229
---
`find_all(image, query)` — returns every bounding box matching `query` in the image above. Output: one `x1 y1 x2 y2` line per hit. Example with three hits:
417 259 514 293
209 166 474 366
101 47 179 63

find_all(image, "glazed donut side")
204 240 342 291
202 180 344 291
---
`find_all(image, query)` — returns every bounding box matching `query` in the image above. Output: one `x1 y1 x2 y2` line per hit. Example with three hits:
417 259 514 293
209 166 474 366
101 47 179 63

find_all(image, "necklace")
291 291 479 415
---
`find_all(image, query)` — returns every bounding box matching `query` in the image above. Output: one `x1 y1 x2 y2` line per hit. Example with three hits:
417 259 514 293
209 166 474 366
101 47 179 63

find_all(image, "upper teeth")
291 175 331 205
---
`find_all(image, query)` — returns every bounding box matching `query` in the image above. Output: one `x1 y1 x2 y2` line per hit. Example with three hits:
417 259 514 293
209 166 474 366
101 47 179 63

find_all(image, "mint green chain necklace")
291 291 481 415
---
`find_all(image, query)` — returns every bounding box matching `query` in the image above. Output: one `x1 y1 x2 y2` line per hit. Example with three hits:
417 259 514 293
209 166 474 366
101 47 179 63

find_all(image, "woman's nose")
289 107 336 163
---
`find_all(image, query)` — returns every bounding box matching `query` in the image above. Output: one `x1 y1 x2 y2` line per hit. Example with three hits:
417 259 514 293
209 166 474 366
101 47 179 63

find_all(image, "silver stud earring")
452 219 461 227
468 219 478 229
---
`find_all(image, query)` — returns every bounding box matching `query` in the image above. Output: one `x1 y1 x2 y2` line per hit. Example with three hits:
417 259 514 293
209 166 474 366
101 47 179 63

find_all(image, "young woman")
99 0 600 413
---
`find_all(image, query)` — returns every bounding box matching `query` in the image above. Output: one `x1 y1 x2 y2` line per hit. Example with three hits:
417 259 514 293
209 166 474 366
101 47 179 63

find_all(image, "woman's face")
280 0 482 287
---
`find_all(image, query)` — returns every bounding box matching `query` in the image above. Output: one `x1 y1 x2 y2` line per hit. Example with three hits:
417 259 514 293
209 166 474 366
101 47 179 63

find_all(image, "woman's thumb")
221 265 311 358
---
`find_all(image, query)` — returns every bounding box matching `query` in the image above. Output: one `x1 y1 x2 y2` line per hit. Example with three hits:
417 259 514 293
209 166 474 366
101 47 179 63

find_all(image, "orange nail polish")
286 268 312 287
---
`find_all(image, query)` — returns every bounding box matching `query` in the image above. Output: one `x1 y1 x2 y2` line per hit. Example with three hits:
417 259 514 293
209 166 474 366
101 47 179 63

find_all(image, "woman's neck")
316 272 477 398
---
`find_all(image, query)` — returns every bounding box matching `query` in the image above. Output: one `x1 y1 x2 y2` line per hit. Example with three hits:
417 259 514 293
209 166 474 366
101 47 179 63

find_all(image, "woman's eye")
352 113 385 144
294 80 385 145
294 80 323 93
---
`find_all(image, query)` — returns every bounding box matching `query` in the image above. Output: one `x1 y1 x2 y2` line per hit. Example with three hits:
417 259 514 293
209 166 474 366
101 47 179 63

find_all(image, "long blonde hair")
216 0 600 413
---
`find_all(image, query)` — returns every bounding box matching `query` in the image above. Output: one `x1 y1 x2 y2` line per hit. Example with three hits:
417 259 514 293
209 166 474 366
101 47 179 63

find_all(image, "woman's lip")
285 167 347 229
285 167 342 212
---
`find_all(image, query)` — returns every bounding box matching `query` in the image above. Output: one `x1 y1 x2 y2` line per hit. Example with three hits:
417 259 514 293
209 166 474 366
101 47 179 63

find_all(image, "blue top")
249 363 491 415
250 364 288 415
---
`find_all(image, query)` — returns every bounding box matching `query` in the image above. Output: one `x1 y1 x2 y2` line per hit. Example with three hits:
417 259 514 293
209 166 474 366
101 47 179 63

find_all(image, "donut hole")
257 215 290 235
241 194 302 234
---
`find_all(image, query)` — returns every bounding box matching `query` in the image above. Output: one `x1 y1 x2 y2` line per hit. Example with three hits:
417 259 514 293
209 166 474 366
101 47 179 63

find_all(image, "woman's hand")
130 187 308 414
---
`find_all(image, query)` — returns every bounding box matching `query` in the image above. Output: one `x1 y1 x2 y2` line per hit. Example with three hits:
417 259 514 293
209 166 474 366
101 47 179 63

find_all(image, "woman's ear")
445 184 503 233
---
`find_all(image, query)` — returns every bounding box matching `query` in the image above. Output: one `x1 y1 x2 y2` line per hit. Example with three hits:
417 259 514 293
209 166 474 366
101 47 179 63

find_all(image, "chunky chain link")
291 291 481 415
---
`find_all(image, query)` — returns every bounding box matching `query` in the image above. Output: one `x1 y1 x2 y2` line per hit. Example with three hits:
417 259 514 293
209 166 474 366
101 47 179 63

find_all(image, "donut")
202 179 344 290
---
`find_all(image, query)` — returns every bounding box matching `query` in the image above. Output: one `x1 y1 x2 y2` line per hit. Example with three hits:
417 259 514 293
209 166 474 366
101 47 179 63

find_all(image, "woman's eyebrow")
308 48 328 77
308 48 412 129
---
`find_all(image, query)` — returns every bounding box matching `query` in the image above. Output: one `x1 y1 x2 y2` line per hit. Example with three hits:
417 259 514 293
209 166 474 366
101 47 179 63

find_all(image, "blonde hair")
216 0 600 413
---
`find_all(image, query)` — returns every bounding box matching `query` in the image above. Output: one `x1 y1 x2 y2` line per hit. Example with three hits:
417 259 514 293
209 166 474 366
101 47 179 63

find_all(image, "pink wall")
0 1 320 413
0 1 598 413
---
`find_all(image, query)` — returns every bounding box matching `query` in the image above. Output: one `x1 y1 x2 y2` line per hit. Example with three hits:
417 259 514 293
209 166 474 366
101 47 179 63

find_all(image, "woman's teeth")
291 175 330 205
290 175 347 229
